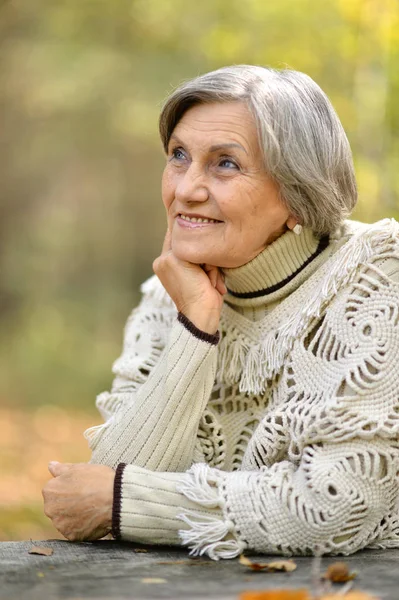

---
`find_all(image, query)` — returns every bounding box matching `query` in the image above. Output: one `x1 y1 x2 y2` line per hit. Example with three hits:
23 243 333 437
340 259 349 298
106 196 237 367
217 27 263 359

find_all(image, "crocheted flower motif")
299 260 399 437
231 418 260 470
196 410 226 469
113 312 167 381
93 311 172 423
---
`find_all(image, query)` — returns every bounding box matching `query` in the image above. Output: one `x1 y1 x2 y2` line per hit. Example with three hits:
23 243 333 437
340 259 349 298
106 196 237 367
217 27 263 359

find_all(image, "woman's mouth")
176 214 223 228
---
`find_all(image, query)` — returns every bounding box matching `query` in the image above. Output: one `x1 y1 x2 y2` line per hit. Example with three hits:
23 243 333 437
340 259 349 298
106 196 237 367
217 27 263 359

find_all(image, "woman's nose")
175 164 209 203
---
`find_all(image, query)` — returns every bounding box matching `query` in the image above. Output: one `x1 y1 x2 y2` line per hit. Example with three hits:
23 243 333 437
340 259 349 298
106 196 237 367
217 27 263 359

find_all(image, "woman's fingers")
203 264 227 294
153 249 225 334
215 270 227 296
203 264 218 288
48 462 74 477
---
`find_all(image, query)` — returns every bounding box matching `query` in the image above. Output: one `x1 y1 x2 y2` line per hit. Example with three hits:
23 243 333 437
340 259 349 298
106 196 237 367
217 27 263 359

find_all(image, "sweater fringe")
177 463 245 560
177 462 223 508
218 218 399 395
178 511 244 560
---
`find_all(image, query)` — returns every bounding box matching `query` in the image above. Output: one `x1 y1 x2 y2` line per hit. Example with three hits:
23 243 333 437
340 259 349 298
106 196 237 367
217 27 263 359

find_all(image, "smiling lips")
177 213 222 228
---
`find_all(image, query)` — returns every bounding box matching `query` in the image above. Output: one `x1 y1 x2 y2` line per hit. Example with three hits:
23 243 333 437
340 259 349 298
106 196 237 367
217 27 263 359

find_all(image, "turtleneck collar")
222 228 329 299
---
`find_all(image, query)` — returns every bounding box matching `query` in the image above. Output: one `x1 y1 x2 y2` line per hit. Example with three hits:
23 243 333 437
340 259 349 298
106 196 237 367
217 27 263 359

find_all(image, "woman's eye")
219 158 239 170
171 148 186 161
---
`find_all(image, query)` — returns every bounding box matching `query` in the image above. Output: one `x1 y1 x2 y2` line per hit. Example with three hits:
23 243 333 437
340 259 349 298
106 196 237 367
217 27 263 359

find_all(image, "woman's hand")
42 461 115 542
153 229 227 334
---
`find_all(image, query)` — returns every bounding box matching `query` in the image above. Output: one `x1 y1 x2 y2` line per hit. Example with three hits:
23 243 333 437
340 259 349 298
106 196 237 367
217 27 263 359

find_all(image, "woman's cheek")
161 170 174 210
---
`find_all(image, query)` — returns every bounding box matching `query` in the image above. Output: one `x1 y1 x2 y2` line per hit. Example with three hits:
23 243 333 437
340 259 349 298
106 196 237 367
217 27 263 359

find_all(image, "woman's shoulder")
121 276 176 342
331 217 399 249
328 217 399 283
139 274 175 309
123 275 175 330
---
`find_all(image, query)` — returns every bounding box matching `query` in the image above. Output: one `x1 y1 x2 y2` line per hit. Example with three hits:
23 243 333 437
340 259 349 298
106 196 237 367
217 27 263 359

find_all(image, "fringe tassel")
177 463 245 560
95 391 124 421
218 219 399 395
83 419 113 447
177 463 222 508
178 511 244 560
218 333 250 386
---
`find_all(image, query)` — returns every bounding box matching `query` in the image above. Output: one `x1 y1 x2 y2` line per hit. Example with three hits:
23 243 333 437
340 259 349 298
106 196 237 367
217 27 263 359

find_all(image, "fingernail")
49 461 59 466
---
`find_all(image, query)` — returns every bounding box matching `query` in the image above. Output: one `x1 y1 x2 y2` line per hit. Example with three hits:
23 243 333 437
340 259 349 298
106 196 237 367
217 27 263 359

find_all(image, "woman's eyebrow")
169 134 247 155
169 134 184 146
209 143 248 155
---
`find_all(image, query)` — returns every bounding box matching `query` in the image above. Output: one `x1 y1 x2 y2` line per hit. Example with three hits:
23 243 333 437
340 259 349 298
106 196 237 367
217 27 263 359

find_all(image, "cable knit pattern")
86 219 399 559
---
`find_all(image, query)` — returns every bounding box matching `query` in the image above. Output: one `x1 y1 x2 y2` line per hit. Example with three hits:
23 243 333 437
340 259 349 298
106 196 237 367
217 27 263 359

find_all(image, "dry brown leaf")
267 561 297 572
323 562 357 583
239 555 297 572
29 546 53 556
319 593 378 600
240 590 309 600
141 578 167 584
133 548 148 553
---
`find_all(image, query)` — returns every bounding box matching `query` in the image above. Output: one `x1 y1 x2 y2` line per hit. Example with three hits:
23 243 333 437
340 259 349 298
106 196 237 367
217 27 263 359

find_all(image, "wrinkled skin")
42 461 115 541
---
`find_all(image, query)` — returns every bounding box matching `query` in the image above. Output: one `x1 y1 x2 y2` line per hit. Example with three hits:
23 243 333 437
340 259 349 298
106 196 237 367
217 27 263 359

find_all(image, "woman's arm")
86 224 227 472
85 276 220 471
111 436 399 558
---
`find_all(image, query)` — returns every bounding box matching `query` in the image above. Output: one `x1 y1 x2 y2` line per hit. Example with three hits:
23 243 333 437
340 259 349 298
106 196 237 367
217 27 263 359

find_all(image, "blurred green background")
1 0 398 540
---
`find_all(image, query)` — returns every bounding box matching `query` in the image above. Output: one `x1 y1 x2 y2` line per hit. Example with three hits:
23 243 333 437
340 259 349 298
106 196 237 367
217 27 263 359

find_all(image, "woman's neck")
221 228 330 308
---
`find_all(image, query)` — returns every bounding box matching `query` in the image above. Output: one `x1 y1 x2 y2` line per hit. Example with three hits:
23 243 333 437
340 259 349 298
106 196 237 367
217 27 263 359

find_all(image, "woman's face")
162 101 293 268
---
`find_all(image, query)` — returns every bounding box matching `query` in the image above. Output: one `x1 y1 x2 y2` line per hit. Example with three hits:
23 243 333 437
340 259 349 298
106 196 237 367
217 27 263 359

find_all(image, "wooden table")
1 540 398 599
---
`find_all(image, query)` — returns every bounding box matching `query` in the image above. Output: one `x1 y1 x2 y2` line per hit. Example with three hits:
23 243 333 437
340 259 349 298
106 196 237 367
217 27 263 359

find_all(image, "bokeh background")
1 0 398 541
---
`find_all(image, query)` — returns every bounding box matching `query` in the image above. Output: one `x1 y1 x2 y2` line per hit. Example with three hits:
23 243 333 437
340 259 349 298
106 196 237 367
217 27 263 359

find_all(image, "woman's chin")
172 248 217 265
171 241 248 268
171 250 245 269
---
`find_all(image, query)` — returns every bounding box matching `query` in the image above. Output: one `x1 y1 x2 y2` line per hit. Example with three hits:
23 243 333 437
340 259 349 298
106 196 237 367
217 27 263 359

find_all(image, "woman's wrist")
177 312 220 344
179 306 220 336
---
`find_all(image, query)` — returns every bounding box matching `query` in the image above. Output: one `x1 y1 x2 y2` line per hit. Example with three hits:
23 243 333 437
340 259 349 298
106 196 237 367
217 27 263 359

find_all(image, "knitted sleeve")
112 436 399 558
84 275 218 471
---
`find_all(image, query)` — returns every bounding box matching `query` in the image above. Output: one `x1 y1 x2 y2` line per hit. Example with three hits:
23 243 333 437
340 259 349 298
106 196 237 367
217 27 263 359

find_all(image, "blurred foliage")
0 0 398 540
0 406 94 540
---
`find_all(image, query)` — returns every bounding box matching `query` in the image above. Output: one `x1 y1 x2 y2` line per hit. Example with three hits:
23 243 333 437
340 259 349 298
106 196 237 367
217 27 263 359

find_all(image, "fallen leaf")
36 572 45 578
141 578 167 584
134 548 148 553
239 555 297 572
240 590 309 599
29 546 53 557
323 562 357 583
267 561 297 573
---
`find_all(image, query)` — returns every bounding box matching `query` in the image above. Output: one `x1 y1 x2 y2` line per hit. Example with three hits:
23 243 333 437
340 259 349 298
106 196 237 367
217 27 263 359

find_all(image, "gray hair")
159 65 357 236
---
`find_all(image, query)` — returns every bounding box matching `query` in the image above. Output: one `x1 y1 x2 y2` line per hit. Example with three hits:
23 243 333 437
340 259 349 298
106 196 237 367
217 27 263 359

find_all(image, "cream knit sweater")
85 219 399 559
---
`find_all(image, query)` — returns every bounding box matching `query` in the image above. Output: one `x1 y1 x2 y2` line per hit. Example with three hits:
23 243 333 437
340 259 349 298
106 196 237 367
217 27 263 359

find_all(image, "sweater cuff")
112 464 225 548
112 462 126 540
177 312 220 345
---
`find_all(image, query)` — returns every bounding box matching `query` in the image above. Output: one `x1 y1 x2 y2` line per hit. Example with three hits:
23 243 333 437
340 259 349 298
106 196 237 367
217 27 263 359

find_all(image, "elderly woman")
43 65 399 559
